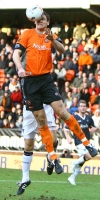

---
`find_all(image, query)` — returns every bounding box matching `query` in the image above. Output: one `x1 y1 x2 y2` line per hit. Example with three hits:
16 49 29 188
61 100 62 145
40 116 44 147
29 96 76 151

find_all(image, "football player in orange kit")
13 10 96 192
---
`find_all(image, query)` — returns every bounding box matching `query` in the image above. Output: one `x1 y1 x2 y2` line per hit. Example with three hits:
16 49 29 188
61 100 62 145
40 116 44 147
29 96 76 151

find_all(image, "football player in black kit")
64 100 98 185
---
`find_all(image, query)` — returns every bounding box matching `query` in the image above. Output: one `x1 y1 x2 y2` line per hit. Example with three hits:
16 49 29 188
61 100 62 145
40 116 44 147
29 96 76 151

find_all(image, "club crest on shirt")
44 38 49 42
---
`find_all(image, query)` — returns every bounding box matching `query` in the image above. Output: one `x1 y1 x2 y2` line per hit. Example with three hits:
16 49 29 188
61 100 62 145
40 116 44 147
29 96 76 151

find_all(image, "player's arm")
51 38 65 54
13 49 23 70
89 117 99 133
63 126 73 144
45 28 65 54
13 45 26 77
89 126 100 133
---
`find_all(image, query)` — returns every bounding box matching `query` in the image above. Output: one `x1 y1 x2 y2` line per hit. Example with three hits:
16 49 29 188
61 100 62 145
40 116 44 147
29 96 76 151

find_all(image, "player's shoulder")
85 113 91 119
21 28 35 36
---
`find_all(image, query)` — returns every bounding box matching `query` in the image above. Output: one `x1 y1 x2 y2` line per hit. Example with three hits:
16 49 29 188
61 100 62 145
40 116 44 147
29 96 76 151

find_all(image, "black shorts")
21 73 62 111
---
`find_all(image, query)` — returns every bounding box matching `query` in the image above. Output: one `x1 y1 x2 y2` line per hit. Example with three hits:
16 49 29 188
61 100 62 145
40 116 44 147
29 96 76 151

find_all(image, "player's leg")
17 106 37 195
17 133 35 195
68 144 91 185
51 100 90 147
33 108 63 174
41 104 60 175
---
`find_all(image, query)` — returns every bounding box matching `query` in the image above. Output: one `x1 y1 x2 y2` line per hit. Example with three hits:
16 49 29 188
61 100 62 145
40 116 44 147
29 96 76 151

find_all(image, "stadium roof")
0 0 99 9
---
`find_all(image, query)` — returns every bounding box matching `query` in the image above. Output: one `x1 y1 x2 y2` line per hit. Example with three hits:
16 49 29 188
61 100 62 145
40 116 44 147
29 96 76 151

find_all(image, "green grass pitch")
0 168 100 200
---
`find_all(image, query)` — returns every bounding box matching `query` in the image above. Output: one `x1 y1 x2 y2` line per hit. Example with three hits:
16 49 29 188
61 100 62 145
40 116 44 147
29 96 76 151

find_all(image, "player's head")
78 100 87 113
35 11 50 28
43 11 50 22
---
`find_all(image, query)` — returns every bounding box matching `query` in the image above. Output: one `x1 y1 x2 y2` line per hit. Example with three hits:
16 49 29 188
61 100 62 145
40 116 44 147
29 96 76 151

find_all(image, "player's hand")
67 138 73 144
45 28 53 41
18 67 26 77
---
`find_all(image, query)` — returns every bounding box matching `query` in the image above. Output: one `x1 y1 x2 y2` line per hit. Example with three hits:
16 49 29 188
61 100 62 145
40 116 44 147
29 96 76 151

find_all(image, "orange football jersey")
17 29 58 75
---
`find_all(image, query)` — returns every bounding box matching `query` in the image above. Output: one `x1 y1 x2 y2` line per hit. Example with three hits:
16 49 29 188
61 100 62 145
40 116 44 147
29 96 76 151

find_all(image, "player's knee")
84 153 92 160
25 143 34 152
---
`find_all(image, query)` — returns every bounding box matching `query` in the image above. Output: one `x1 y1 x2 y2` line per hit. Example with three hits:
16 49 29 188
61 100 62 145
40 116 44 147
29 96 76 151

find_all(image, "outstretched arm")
13 49 26 77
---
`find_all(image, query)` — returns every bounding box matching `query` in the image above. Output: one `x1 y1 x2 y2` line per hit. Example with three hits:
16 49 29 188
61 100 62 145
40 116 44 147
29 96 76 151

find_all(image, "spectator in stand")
2 78 10 90
16 107 23 121
80 87 90 107
89 89 98 105
2 118 9 128
72 87 80 101
73 22 90 41
6 29 15 44
71 46 78 59
15 28 21 40
71 38 79 48
92 109 100 128
9 76 20 92
88 81 100 95
63 54 73 71
95 64 100 75
0 91 12 113
87 22 95 36
0 39 6 52
78 50 94 71
69 58 78 76
60 22 73 43
69 97 79 115
0 48 6 56
6 113 13 124
77 40 87 53
0 54 6 69
0 110 5 128
7 106 17 122
64 45 71 58
90 46 100 64
64 91 73 109
97 36 100 54
92 23 100 39
0 87 4 104
0 27 7 42
79 76 90 91
62 86 72 102
5 43 13 55
51 20 61 36
96 71 100 88
11 38 17 50
9 120 16 128
54 61 66 94
83 64 94 77
16 115 23 128
6 73 11 79
84 37 94 53
72 71 83 88
16 103 22 110
64 38 71 48
3 86 11 95
4 52 16 76
79 32 90 44
88 72 97 87
11 86 22 106
61 81 72 101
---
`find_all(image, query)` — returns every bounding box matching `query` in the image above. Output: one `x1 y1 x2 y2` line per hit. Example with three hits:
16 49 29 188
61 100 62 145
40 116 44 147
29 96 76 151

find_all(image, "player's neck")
79 112 85 118
35 28 45 35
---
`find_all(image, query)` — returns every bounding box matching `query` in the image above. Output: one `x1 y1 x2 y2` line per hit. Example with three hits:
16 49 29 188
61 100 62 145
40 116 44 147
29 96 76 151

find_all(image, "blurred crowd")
0 20 100 151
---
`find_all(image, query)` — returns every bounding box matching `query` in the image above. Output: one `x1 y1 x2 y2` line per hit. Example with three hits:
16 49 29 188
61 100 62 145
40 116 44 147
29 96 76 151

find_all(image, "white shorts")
76 143 88 157
22 104 56 139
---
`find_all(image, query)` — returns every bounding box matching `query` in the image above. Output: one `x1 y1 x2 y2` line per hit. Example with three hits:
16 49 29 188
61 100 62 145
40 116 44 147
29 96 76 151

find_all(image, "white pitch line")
0 180 100 185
